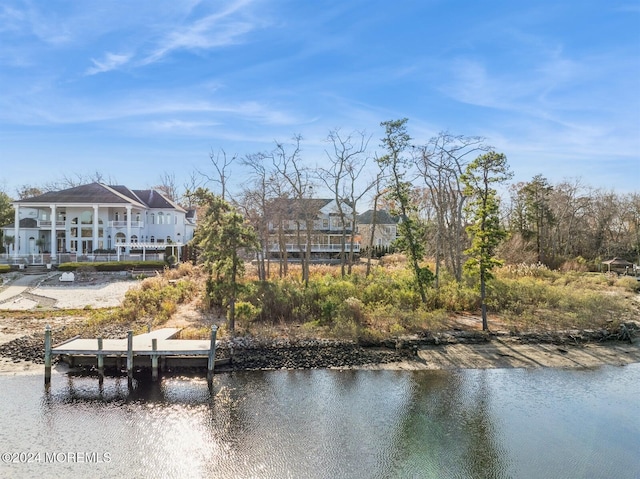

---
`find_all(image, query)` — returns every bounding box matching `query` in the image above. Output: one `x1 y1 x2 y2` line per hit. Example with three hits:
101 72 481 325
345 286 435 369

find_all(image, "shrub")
615 276 639 293
235 301 261 323
58 261 165 272
113 275 197 323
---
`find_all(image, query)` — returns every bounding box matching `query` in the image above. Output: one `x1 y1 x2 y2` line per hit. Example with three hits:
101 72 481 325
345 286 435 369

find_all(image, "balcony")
268 243 360 253
37 220 65 229
109 221 144 228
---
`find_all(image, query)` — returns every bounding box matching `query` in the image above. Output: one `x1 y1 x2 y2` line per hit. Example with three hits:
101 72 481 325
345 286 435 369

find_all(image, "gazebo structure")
601 257 635 274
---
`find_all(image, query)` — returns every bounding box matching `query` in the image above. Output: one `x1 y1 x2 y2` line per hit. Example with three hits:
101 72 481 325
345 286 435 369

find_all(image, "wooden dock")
44 326 223 385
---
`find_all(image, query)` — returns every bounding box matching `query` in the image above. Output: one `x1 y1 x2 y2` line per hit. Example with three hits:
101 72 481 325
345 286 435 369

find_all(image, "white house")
356 209 399 248
265 198 360 259
1 183 196 264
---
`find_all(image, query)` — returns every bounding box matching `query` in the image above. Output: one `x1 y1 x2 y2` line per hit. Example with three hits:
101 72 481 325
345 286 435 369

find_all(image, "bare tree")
182 171 205 208
318 129 372 275
15 185 43 199
153 171 180 202
414 132 490 284
365 170 386 276
43 171 118 191
199 148 237 201
269 135 315 285
240 152 274 280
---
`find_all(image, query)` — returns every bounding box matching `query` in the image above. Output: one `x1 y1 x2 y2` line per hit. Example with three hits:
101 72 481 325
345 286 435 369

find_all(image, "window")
131 235 138 243
322 219 329 229
80 211 92 224
115 212 119 221
166 236 172 243
165 213 171 225
115 233 126 243
150 214 155 225
157 212 164 225
150 236 155 243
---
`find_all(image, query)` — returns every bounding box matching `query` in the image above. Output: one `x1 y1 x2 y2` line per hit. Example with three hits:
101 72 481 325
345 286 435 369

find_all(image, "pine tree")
461 152 513 330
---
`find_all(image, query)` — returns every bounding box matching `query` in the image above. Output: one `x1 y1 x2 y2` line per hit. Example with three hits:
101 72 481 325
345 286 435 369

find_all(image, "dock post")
151 338 158 382
44 325 52 385
127 330 133 380
207 325 218 383
97 337 104 376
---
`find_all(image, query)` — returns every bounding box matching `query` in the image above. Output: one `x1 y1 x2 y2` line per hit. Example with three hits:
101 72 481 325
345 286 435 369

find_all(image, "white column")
13 205 19 259
126 205 132 254
50 204 57 261
93 205 99 253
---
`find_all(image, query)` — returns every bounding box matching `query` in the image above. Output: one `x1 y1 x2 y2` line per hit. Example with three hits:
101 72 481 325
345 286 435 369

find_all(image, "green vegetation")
212 260 638 341
461 151 513 330
57 260 165 272
0 265 10 273
192 188 258 332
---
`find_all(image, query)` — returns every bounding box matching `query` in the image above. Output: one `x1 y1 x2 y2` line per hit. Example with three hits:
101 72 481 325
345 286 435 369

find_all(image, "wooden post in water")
127 330 133 379
97 337 104 376
151 338 158 382
207 325 218 383
44 325 52 384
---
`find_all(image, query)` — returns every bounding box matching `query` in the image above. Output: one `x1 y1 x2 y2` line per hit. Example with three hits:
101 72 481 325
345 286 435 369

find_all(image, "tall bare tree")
199 148 237 201
240 152 274 281
414 132 489 284
153 171 180 202
269 136 315 284
318 129 372 275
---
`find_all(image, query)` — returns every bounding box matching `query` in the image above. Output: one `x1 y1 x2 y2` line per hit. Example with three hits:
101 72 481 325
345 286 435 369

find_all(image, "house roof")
602 257 634 266
14 183 184 211
2 218 37 229
357 209 399 225
266 198 334 218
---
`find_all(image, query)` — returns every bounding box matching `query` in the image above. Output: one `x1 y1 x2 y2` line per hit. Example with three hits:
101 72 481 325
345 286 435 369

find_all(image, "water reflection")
0 366 638 478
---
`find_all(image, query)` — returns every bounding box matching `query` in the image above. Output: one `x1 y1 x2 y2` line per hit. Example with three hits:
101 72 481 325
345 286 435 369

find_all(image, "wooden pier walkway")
44 326 222 384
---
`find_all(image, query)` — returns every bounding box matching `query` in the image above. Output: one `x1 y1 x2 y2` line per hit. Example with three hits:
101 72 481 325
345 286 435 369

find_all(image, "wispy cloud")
86 52 132 75
141 0 259 65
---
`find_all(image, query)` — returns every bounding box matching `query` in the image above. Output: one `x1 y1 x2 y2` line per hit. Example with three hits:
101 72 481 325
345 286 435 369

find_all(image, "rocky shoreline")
1 322 637 372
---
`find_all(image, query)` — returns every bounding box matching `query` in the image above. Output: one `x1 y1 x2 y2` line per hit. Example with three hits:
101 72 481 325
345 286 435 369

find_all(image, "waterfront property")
1 183 196 266
265 198 360 260
356 209 399 249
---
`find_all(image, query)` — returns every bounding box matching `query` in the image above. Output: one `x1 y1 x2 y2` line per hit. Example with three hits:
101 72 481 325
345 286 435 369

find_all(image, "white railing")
109 221 144 228
268 243 360 253
36 220 65 228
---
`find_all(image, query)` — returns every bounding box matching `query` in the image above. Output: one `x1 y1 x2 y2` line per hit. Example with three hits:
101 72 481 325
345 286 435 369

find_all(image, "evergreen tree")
192 188 258 333
461 152 513 330
378 119 433 302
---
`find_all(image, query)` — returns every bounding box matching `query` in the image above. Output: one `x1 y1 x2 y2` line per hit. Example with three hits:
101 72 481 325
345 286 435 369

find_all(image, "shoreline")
1 271 638 375
1 333 638 376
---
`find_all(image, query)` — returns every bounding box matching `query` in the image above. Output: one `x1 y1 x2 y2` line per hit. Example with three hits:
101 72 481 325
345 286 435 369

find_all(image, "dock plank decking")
44 326 222 385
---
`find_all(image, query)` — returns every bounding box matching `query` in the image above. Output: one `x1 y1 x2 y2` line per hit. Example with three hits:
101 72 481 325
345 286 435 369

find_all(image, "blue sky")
1 0 638 198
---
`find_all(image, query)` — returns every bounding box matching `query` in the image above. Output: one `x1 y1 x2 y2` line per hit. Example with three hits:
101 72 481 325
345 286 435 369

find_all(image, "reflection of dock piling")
44 326 223 385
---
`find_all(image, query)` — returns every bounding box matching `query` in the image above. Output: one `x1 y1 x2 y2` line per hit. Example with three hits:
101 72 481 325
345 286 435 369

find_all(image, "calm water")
0 365 638 479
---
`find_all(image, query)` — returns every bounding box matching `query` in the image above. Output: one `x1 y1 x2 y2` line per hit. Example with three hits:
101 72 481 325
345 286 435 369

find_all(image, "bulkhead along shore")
0 271 638 376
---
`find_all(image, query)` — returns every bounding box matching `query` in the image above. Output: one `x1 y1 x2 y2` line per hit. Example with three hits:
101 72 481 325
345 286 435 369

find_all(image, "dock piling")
127 330 133 379
207 325 218 383
152 338 159 381
44 325 52 384
97 337 104 375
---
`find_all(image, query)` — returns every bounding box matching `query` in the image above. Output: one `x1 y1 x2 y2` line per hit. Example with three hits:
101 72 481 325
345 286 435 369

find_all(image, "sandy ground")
0 271 137 310
0 271 638 375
